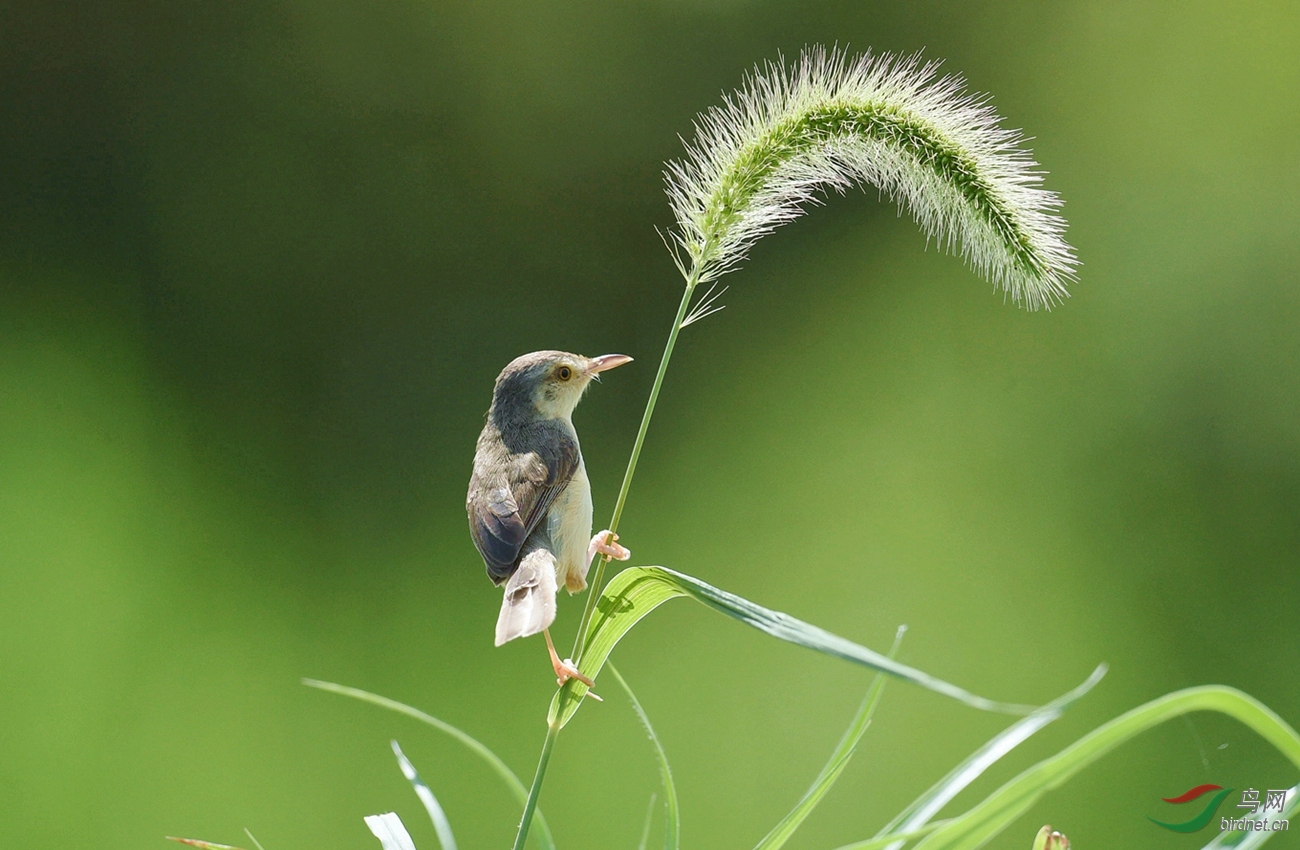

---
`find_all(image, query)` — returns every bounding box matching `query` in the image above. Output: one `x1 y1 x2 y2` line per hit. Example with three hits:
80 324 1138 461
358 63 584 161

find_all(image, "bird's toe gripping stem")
587 529 630 564
543 628 602 700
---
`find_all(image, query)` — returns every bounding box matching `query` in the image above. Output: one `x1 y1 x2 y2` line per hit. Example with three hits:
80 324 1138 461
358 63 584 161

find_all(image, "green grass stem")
512 721 561 850
569 270 699 664
512 270 700 850
609 662 680 850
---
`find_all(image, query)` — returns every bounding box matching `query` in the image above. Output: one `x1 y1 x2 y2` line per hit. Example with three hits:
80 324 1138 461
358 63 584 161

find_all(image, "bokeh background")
2 1 1298 848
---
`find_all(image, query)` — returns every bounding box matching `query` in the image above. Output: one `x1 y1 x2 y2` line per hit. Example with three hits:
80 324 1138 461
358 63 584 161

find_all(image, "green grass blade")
365 813 419 850
914 686 1300 850
638 794 659 850
242 830 268 850
874 665 1107 850
1200 782 1299 849
752 627 906 850
303 679 555 850
608 662 680 850
549 567 1036 730
827 820 953 850
392 740 458 850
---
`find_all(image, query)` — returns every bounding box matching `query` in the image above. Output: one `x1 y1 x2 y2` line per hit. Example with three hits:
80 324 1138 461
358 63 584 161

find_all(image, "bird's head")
493 350 632 422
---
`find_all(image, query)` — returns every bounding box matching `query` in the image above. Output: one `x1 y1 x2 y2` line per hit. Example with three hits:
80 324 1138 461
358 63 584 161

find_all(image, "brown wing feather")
468 423 579 584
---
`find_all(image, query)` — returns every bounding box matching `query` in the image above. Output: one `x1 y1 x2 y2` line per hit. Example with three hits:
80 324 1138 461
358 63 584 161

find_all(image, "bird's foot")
544 627 602 700
587 529 631 565
552 657 602 701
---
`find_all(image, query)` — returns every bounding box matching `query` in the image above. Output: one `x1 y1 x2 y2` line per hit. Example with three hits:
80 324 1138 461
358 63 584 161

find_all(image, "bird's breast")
546 458 593 592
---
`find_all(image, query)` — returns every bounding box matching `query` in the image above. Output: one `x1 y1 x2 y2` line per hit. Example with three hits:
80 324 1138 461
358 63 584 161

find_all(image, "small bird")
467 350 632 688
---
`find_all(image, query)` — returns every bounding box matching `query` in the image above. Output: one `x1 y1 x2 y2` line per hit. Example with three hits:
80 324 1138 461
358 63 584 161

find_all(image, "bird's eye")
558 366 572 380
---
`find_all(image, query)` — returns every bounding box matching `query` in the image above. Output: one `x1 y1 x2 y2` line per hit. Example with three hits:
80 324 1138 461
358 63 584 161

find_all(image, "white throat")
532 382 588 423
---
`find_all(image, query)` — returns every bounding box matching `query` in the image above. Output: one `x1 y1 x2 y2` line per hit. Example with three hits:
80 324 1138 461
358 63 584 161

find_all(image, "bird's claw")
543 628 601 700
587 529 631 564
553 657 602 701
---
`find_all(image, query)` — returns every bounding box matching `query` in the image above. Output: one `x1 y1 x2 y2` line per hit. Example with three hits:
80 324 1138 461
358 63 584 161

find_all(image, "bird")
467 350 632 689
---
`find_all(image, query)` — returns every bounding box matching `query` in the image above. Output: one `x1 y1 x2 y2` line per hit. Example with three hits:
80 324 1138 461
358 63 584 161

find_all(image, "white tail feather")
494 547 558 646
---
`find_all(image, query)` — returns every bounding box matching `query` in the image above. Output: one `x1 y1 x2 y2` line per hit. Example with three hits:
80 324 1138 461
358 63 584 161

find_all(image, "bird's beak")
588 354 633 374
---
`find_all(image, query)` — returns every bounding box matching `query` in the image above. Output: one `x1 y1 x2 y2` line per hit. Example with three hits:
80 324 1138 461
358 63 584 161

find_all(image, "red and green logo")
1149 784 1235 832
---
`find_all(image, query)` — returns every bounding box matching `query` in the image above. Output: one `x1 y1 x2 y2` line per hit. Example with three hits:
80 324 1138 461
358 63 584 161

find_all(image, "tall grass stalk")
513 724 561 850
514 44 1077 850
568 269 700 664
515 275 698 850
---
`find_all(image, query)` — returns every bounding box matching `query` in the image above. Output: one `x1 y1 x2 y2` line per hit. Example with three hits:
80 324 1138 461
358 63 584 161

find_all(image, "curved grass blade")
365 813 419 850
753 626 906 850
638 794 659 850
875 665 1107 850
550 567 1035 730
1200 783 1298 850
303 679 555 850
829 821 953 850
392 740 458 850
608 662 680 850
913 686 1300 850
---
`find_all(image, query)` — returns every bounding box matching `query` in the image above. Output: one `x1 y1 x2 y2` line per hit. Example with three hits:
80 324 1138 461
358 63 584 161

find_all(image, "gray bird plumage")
467 350 630 647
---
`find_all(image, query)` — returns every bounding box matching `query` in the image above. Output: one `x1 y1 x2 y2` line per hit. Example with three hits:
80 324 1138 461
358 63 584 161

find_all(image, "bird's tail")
494 546 558 646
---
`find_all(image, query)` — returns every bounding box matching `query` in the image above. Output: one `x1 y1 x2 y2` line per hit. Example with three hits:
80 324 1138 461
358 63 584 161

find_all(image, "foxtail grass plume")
665 46 1077 309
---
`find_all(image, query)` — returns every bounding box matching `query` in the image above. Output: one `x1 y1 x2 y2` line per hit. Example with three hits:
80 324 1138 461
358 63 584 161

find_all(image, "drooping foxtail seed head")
665 46 1078 309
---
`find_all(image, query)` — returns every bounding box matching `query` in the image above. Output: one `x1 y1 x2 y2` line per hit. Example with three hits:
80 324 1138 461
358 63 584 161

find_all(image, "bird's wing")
469 427 579 583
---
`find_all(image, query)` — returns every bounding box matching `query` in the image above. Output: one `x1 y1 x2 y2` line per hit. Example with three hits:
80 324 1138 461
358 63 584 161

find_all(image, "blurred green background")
2 0 1297 848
